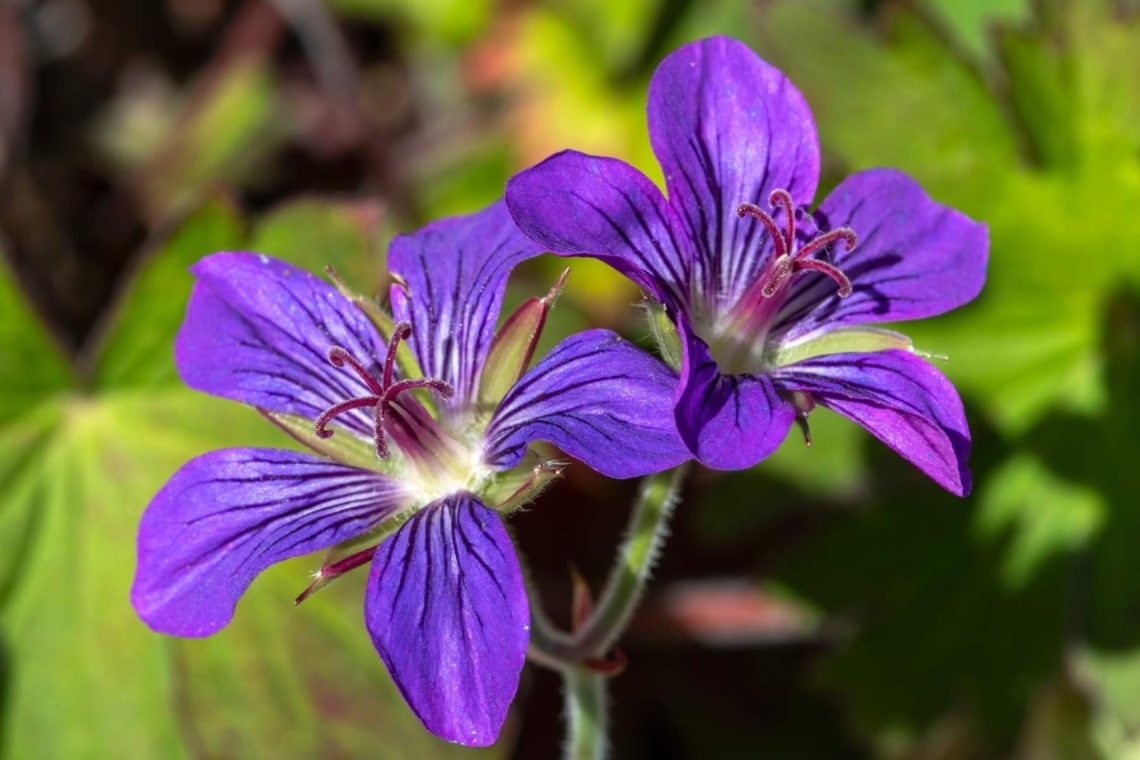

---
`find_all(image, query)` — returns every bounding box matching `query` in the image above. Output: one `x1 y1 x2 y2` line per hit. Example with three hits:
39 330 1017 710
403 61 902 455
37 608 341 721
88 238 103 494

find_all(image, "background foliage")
2 0 1139 757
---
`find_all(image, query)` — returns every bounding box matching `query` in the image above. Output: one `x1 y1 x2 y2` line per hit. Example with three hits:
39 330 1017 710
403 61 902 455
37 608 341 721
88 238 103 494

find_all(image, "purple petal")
772 349 971 495
176 252 386 436
648 36 820 309
483 329 690 479
365 493 527 747
132 448 410 637
505 150 696 312
674 321 795 469
388 201 545 410
773 168 988 343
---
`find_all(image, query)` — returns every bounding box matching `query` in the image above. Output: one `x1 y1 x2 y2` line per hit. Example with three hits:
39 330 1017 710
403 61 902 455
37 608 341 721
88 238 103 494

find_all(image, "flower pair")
133 35 986 747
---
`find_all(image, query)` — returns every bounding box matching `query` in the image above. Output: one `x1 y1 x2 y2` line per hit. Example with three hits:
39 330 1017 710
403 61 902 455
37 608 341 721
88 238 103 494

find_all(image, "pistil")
736 188 856 300
314 322 454 460
704 189 862 374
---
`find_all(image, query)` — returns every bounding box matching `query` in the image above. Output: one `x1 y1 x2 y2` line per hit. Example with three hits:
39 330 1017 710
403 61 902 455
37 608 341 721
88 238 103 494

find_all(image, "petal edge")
132 448 409 637
365 493 528 746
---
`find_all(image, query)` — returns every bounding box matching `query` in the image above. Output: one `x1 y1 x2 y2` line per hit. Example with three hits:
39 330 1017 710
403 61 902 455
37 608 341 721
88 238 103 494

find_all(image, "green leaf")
247 196 387 296
2 195 507 756
0 386 491 758
922 0 1033 62
329 0 493 44
974 453 1104 587
0 396 194 759
759 2 1018 208
0 252 74 422
172 557 491 759
760 0 1140 436
90 199 246 390
138 59 285 221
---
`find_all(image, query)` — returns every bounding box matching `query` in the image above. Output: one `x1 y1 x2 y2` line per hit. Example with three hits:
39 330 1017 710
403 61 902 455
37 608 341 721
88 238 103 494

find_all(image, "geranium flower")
130 201 688 746
506 36 987 495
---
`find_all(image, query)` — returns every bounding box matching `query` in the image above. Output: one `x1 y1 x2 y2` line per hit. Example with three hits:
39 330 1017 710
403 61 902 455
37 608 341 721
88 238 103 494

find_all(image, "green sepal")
482 448 567 514
258 409 401 476
478 268 569 407
295 507 415 603
644 299 683 372
768 326 915 367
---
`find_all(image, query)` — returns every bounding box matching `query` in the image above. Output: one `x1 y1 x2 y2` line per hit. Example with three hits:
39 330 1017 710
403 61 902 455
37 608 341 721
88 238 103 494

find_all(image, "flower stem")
573 464 688 656
564 665 607 760
528 464 688 759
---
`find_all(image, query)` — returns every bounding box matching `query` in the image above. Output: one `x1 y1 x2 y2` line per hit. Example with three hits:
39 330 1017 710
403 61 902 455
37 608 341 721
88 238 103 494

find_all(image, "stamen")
328 346 384 395
736 202 788 260
383 377 455 403
768 189 796 252
795 259 853 298
794 227 858 261
372 400 390 460
314 397 382 439
736 188 859 301
313 322 454 460
382 322 412 388
760 256 795 298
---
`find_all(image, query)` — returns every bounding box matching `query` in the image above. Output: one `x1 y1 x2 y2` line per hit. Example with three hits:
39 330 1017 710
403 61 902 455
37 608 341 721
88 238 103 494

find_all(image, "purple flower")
506 36 987 495
130 201 689 746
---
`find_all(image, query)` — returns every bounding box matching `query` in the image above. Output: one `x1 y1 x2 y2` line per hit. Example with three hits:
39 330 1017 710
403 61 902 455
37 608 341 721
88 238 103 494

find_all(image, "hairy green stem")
526 464 688 759
573 464 688 656
563 665 607 760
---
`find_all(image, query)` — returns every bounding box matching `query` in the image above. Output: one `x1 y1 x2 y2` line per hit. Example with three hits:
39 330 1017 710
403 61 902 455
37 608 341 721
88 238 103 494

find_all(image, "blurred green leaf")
997 24 1078 170
922 0 1032 62
1081 647 1140 760
775 475 1070 746
93 196 389 391
329 0 492 44
759 1 1018 208
91 199 246 389
761 0 1140 434
414 140 513 222
0 254 74 422
139 58 285 222
1 199 505 757
752 2 1140 751
513 9 658 177
546 0 663 73
248 196 387 296
975 453 1103 588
